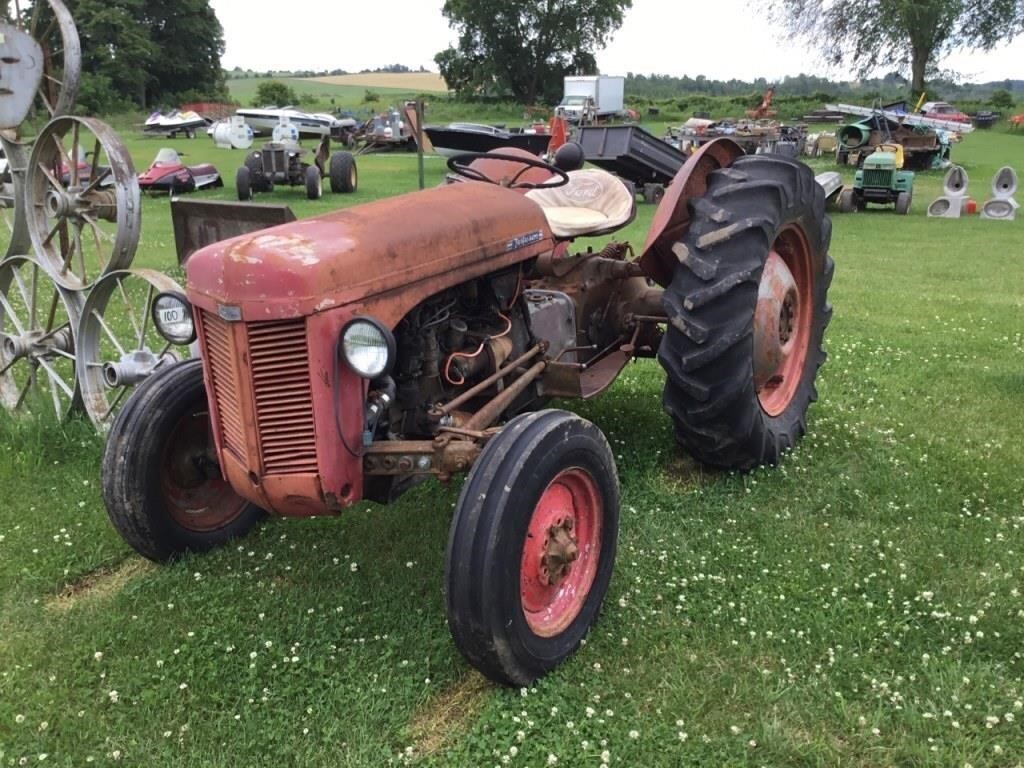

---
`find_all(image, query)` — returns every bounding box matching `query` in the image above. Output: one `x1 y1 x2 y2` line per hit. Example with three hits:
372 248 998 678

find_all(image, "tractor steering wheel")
446 152 570 190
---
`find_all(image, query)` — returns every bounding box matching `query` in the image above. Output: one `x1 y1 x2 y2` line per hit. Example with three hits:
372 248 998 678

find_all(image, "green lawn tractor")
838 143 915 214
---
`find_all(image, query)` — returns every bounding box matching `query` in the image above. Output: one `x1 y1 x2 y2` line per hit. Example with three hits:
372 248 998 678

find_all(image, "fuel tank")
186 182 554 323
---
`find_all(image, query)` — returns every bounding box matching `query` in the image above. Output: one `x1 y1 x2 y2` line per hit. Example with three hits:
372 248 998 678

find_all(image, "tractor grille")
863 169 893 188
201 311 245 459
200 312 318 475
262 147 287 175
247 319 318 475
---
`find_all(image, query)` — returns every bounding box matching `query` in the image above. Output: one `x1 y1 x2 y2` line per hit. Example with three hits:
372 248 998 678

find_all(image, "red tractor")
103 139 833 686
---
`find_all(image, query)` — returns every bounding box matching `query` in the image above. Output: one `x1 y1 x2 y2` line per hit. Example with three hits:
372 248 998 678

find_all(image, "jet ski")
144 110 209 138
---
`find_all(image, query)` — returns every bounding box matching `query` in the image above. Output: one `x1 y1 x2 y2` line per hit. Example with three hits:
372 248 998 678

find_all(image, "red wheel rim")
161 409 249 532
753 224 814 417
520 468 603 638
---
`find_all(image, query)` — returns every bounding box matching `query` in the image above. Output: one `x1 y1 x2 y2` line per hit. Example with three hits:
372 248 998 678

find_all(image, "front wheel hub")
520 468 603 637
540 517 579 587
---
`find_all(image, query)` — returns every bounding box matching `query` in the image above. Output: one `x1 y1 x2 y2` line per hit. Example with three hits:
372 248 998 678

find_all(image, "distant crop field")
303 72 449 92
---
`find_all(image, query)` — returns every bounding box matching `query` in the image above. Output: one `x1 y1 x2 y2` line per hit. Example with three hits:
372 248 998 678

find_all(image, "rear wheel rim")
161 409 248 532
754 224 814 417
520 468 603 637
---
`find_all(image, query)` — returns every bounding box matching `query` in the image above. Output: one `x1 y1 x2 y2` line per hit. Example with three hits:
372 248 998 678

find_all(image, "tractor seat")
525 169 636 238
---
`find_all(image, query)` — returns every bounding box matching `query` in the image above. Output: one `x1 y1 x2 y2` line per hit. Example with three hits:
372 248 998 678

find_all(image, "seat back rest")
526 168 636 238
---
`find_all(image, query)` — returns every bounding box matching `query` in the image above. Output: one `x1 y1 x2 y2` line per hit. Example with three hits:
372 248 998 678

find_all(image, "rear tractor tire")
329 151 358 193
102 359 264 563
445 410 620 686
658 153 833 470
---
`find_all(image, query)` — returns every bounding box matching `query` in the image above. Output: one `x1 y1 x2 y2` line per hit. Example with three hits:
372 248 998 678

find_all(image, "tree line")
436 0 1024 103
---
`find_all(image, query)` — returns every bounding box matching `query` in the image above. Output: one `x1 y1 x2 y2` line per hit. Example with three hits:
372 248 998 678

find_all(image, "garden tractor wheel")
659 154 833 470
102 358 264 562
445 409 619 686
304 164 322 200
329 151 357 193
235 165 252 200
895 190 912 215
838 188 855 213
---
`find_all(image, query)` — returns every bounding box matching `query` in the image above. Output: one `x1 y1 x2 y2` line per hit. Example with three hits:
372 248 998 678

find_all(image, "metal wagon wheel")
0 133 31 258
77 269 188 431
0 254 82 418
1 0 81 122
26 115 140 290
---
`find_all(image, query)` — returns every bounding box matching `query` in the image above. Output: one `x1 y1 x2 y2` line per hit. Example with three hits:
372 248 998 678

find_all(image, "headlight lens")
151 292 196 345
341 318 394 378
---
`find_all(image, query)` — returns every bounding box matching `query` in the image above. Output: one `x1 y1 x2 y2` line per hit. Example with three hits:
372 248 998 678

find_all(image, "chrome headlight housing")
151 291 196 345
340 317 395 378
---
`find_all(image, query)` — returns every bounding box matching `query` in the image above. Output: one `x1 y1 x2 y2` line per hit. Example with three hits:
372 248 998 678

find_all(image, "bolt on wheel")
0 254 82 418
26 115 139 289
76 269 188 431
0 0 81 125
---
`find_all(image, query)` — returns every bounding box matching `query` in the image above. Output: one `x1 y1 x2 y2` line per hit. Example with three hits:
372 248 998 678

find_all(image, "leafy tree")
766 0 1024 97
55 0 226 110
254 80 298 107
989 88 1015 109
142 0 228 106
435 0 632 104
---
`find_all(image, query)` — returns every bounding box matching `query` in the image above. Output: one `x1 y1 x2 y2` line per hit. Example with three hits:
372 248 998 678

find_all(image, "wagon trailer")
103 140 834 686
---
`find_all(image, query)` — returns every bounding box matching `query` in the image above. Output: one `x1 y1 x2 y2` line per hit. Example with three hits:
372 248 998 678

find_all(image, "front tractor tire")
235 165 252 201
445 410 620 686
659 154 834 470
102 359 264 563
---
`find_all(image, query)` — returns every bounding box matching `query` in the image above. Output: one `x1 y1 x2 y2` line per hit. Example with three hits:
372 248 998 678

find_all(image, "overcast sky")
210 0 1024 83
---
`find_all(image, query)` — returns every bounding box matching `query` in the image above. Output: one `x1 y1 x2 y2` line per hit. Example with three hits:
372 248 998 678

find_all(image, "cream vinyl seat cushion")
525 168 635 238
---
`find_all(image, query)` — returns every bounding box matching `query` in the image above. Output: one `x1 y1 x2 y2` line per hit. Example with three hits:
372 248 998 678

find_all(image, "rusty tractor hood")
186 183 553 323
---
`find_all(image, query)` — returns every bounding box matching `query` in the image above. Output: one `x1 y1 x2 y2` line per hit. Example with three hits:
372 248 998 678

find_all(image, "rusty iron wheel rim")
161 409 248 532
76 269 187 431
0 255 83 418
520 467 603 638
753 224 814 417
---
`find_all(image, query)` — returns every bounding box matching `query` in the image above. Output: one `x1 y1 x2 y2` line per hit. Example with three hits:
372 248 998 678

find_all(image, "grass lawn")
0 122 1022 767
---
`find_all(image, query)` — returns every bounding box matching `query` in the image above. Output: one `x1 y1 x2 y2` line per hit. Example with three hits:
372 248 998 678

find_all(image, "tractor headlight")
341 317 395 378
151 292 196 345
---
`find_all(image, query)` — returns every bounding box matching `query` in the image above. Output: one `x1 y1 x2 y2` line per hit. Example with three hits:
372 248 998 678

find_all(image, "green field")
0 124 1022 767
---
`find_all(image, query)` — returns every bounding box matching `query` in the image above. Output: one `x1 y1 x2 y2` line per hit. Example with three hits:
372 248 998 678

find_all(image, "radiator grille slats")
199 311 319 476
201 312 245 458
247 319 318 475
863 169 893 188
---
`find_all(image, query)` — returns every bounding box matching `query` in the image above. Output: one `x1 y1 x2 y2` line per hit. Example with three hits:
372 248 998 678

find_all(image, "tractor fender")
637 138 744 288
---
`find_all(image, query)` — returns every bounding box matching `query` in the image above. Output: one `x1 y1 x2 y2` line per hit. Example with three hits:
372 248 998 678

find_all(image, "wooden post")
416 100 425 190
